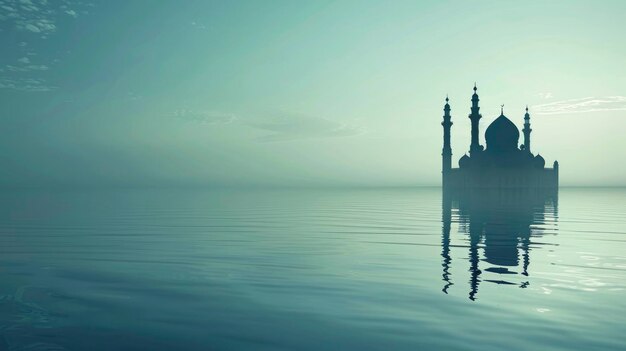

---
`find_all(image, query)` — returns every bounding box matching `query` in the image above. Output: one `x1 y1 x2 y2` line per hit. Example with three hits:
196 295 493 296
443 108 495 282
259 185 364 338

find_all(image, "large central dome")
485 114 520 152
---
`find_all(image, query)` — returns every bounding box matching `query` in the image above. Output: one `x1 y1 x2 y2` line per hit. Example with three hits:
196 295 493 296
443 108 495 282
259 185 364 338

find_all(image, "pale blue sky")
1 0 625 187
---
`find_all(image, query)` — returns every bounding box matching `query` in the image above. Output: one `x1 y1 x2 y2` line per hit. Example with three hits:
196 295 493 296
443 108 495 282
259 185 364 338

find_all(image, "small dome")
485 114 520 152
459 154 471 168
533 154 545 168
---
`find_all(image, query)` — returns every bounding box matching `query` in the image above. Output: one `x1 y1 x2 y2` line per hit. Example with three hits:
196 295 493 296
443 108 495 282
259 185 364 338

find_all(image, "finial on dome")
473 82 477 92
445 94 449 102
501 104 504 115
526 105 529 112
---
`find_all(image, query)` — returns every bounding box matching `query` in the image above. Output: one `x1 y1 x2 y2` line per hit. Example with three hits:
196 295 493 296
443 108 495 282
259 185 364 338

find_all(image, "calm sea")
0 187 624 350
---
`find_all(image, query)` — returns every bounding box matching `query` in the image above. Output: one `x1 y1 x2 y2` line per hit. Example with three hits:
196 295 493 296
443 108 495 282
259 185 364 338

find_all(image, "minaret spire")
442 96 453 189
523 105 532 153
468 84 483 156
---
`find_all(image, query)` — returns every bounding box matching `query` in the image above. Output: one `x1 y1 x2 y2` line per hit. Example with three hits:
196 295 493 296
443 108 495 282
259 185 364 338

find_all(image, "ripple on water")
0 188 624 350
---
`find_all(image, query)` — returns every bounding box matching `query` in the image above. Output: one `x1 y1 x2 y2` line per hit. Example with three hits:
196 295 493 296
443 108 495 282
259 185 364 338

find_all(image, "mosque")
441 85 559 192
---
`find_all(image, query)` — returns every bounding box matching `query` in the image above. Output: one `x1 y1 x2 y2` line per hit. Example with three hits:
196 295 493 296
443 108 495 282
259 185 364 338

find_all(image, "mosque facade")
441 85 559 192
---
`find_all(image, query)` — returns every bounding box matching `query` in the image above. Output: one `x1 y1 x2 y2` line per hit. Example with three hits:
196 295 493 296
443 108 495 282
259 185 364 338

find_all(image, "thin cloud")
0 0 93 92
533 96 626 115
170 109 365 142
0 0 86 35
19 19 56 33
6 64 49 72
0 77 56 91
246 113 365 142
172 110 238 125
190 21 206 30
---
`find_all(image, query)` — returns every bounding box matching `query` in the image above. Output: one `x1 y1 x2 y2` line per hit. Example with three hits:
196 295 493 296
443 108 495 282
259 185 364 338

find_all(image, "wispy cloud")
0 77 55 91
190 21 206 30
170 110 364 142
172 110 238 125
0 0 66 35
246 112 365 142
4 57 49 72
0 0 93 92
533 96 626 115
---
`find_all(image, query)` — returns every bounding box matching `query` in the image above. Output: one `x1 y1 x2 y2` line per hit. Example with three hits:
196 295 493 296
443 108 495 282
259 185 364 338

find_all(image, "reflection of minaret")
441 194 453 293
523 106 532 153
468 216 482 301
518 214 533 277
520 235 530 276
442 96 453 189
468 84 483 156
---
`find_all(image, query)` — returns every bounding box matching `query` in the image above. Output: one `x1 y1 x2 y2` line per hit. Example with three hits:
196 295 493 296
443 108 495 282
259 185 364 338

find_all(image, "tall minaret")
442 96 453 188
523 105 532 153
468 84 483 156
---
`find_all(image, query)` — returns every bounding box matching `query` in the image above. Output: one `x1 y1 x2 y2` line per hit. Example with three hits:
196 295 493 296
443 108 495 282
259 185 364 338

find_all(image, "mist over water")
0 187 624 350
3 1 626 188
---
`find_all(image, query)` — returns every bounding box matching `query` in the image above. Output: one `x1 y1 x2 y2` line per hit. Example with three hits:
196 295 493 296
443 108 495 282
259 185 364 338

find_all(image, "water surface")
0 187 624 350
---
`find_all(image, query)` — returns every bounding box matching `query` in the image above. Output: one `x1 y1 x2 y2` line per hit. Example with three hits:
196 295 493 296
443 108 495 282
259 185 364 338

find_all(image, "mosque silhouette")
441 85 558 192
439 85 560 300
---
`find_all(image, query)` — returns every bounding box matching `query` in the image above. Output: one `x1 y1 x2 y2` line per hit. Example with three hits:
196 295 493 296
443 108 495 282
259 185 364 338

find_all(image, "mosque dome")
533 154 545 168
459 154 470 168
485 114 520 152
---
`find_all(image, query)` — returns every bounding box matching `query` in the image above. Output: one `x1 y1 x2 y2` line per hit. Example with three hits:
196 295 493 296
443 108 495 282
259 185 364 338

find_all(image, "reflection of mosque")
441 190 558 300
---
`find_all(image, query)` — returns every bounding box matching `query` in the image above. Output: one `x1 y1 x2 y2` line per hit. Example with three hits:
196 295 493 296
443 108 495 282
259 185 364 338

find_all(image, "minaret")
553 160 559 189
442 96 453 188
468 84 483 156
523 106 532 153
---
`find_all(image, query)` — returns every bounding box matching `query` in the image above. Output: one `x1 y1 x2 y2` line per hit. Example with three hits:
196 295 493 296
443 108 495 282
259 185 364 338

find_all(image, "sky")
1 0 625 188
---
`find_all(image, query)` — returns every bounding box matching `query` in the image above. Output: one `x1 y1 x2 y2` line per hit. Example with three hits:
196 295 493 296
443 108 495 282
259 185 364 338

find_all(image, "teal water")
0 187 624 350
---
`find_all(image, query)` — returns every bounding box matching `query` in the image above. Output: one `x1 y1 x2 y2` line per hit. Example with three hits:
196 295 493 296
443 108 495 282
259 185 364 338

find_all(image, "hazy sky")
1 0 625 187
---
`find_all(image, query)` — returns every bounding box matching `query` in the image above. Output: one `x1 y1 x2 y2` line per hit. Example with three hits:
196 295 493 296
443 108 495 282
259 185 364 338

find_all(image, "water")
0 187 624 350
